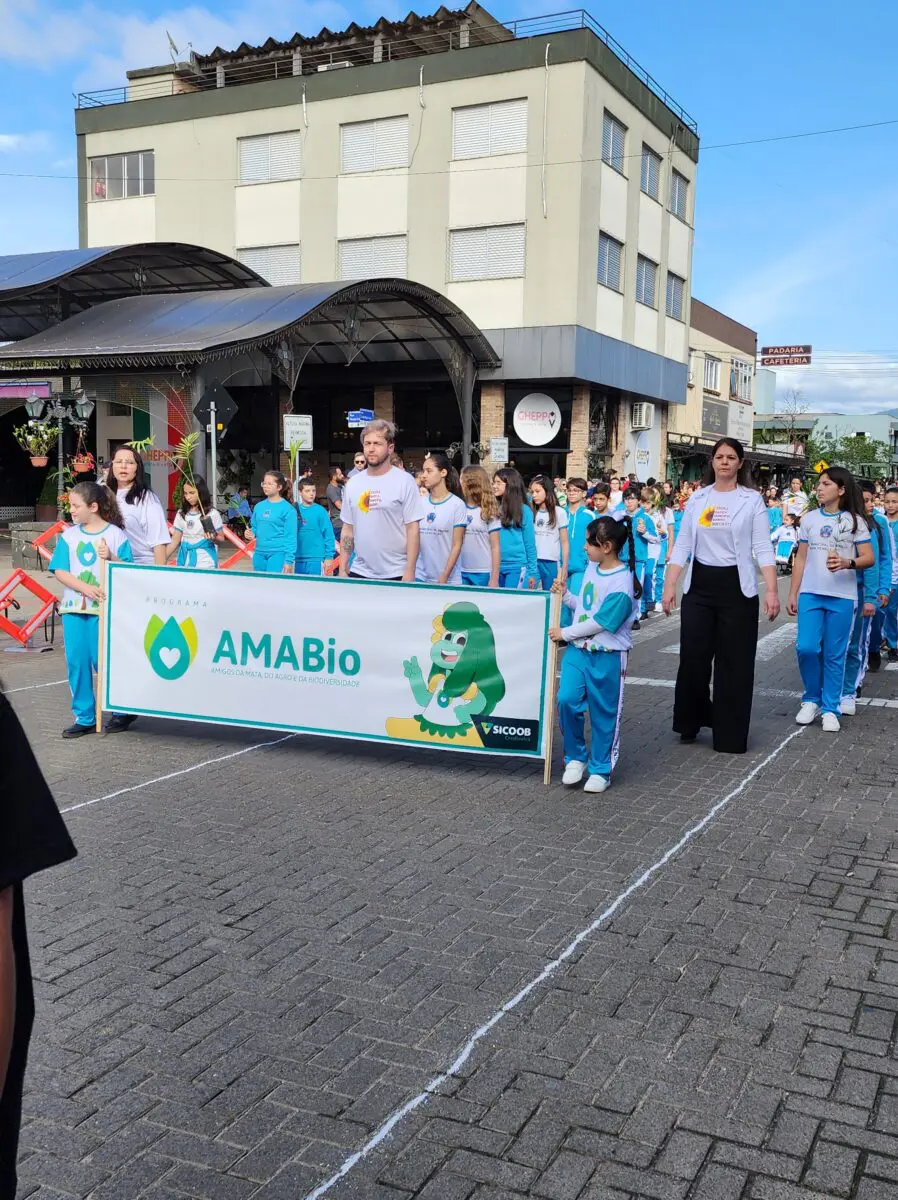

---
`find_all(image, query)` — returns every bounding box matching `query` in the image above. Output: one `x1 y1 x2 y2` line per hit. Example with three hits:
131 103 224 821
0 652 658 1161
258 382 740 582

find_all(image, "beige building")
667 299 757 480
76 4 699 480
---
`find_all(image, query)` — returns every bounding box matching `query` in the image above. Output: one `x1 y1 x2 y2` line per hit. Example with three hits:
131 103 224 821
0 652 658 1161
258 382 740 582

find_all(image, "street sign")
813 459 830 473
193 381 238 430
489 436 509 464
347 408 375 429
283 413 313 450
760 344 812 367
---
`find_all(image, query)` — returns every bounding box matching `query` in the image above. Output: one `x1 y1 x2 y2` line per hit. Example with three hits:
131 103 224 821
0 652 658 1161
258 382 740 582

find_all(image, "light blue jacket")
295 501 336 561
251 498 299 555
499 504 538 575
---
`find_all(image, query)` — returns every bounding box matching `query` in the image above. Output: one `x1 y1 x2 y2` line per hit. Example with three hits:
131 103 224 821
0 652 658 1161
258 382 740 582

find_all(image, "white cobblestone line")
3 678 67 693
299 724 807 1200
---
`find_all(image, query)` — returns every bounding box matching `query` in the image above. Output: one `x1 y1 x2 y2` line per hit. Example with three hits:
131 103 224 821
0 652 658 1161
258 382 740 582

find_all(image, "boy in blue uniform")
860 481 893 674
294 478 336 575
884 486 898 662
619 488 659 626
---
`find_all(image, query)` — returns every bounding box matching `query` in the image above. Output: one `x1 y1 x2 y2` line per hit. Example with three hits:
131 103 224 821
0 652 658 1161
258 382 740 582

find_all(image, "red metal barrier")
0 570 57 644
31 520 66 563
221 526 254 570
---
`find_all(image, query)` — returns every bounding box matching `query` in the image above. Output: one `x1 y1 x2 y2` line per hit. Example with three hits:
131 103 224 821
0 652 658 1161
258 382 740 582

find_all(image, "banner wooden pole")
543 589 563 786
95 556 108 734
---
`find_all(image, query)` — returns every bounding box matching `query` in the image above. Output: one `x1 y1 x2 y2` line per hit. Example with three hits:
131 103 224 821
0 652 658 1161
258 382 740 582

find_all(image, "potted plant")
71 447 95 475
35 469 59 522
13 421 60 467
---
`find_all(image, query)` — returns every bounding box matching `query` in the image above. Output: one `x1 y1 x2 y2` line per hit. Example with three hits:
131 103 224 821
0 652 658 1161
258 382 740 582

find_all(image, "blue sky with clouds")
1 0 897 412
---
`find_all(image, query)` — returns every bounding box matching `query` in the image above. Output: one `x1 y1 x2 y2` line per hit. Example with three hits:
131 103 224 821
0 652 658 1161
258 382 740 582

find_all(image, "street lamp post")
26 390 96 519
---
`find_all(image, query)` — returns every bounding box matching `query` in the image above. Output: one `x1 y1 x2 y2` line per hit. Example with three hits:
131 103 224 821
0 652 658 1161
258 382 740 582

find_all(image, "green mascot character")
385 601 505 746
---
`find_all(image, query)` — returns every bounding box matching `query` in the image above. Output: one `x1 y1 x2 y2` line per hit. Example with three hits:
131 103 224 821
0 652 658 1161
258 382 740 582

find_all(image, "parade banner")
102 564 553 759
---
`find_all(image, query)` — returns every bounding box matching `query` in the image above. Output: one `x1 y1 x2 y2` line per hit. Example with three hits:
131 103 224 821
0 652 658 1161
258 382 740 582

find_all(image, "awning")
0 279 500 371
0 243 266 341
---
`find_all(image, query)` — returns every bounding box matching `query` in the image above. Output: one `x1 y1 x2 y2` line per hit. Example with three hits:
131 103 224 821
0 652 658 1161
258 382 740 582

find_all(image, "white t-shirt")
342 466 426 579
799 508 871 601
115 489 171 565
609 489 623 508
416 493 467 585
49 523 133 614
693 489 739 567
534 507 569 563
173 508 224 568
461 505 502 574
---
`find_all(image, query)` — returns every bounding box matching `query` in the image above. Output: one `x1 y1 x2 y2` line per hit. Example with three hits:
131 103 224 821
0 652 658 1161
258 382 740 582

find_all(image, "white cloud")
775 356 898 415
0 131 51 152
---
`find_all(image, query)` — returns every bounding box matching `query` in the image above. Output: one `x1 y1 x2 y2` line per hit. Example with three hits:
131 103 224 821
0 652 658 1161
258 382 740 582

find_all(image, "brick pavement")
4 583 898 1200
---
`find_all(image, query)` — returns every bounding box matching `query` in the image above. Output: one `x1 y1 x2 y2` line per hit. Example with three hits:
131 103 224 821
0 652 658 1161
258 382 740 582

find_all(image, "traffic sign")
283 413 313 450
193 381 238 430
813 459 829 473
347 408 375 429
489 436 509 464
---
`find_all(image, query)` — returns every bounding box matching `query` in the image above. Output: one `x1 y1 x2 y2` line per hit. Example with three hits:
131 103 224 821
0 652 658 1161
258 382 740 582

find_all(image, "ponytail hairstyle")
460 465 498 522
529 474 558 527
822 466 864 534
424 451 463 499
702 437 755 488
264 470 291 502
586 515 643 600
179 474 212 517
70 481 124 529
858 479 886 551
495 467 529 529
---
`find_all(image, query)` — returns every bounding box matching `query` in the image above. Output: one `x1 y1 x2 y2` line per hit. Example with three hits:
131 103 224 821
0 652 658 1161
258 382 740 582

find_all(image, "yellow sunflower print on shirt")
698 505 716 528
358 491 372 514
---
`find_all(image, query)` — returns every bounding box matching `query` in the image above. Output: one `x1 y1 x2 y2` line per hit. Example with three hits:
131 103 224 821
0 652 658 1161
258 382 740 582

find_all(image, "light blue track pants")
796 592 855 716
62 613 99 727
642 556 658 612
498 566 526 589
538 560 559 591
462 571 490 587
557 646 627 778
253 551 288 573
562 569 584 628
843 602 873 699
884 587 898 650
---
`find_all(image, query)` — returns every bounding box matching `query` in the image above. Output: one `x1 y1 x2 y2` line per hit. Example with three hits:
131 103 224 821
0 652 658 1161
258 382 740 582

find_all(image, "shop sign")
283 413 313 450
727 400 753 444
760 344 812 367
701 397 729 438
635 447 651 469
512 393 562 447
489 437 509 464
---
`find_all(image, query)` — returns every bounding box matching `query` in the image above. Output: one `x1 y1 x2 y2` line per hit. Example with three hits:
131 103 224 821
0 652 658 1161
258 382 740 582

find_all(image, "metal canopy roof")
0 243 266 342
0 279 500 372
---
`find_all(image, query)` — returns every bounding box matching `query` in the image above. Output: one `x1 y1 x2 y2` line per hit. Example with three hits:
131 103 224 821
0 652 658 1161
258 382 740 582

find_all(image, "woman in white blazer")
662 438 779 753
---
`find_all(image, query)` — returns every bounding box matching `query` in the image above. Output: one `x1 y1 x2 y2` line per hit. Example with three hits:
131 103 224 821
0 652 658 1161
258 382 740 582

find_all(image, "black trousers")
673 562 759 754
0 888 35 1200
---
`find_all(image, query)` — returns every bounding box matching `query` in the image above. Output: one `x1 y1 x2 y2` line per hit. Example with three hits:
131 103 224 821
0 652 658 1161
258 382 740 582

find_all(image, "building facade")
75 5 698 481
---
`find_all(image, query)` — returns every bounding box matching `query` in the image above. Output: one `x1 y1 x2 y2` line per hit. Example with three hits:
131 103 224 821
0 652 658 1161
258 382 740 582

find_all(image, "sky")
1 0 897 414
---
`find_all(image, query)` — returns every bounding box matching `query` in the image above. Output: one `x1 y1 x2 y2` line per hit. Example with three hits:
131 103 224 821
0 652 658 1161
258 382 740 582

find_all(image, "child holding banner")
252 471 298 574
459 466 500 588
168 477 224 569
48 483 134 738
294 477 336 576
549 516 639 794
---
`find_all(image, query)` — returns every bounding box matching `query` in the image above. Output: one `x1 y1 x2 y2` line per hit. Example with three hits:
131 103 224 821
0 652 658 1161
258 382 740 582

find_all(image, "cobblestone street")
7 586 898 1200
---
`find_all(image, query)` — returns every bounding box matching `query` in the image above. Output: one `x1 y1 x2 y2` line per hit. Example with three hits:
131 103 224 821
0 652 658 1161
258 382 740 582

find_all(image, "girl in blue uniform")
549 515 639 794
530 474 569 591
563 477 595 627
168 476 223 569
459 465 501 587
293 477 336 575
620 487 658 625
251 471 298 574
48 483 134 737
492 468 538 589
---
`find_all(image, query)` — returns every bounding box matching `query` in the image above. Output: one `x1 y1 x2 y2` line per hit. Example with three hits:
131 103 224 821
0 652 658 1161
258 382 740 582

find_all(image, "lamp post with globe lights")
25 389 95 519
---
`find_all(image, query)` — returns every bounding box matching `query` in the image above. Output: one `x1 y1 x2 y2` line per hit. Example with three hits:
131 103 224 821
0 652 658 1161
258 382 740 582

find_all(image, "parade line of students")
47 425 897 800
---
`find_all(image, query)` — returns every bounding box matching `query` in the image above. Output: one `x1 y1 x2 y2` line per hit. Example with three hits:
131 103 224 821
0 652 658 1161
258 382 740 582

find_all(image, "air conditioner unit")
630 402 654 431
317 61 353 71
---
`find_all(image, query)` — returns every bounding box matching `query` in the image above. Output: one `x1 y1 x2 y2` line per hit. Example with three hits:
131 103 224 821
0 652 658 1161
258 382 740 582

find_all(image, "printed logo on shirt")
699 505 731 529
76 540 98 567
357 489 382 514
144 614 199 681
581 581 596 612
426 510 437 523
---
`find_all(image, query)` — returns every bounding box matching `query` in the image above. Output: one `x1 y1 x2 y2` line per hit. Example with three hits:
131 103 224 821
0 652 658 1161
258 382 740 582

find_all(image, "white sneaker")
840 696 856 716
795 702 820 726
654 603 663 613
821 712 841 733
562 761 586 786
584 774 610 793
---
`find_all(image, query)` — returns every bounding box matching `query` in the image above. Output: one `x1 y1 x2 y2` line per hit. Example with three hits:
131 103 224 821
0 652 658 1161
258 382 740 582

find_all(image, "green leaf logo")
144 615 198 681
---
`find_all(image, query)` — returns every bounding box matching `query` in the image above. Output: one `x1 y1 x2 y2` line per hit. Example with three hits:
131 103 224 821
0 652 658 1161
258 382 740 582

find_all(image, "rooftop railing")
76 8 697 133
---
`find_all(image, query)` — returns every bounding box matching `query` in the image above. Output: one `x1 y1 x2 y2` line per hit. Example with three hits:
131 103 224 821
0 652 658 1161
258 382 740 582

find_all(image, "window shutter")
269 131 302 181
598 232 622 289
603 112 626 171
141 150 155 195
374 117 408 169
449 224 524 281
487 223 525 276
237 244 301 285
637 256 657 307
666 272 684 319
239 136 269 184
452 106 490 159
339 235 407 279
449 228 486 281
488 98 527 154
641 146 661 198
671 170 688 219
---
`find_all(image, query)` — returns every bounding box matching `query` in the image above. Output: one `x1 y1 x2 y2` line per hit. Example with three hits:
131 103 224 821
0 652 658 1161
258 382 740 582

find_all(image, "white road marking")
298 727 807 1200
625 676 898 710
3 679 67 694
62 733 296 814
755 622 798 661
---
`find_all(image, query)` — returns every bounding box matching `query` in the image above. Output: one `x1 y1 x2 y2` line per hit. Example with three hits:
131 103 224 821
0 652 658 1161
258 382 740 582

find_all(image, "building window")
238 132 302 184
665 272 685 320
597 232 623 291
703 354 721 392
90 151 154 200
635 255 657 308
451 99 527 159
338 234 407 278
236 244 301 285
670 169 688 220
105 401 129 417
640 145 662 200
731 358 753 401
602 111 627 173
448 224 525 282
340 117 408 173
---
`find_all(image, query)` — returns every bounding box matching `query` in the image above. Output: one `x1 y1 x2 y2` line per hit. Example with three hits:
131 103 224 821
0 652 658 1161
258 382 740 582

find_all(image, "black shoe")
868 651 882 673
680 733 697 744
888 648 898 663
632 620 641 630
105 713 137 733
62 723 95 739
642 610 652 619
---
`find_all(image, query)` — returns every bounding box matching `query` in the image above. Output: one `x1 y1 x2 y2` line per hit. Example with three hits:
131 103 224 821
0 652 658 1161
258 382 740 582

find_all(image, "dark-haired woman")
48 483 134 737
548 515 640 794
416 452 467 585
492 468 538 589
662 437 779 754
105 446 171 567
